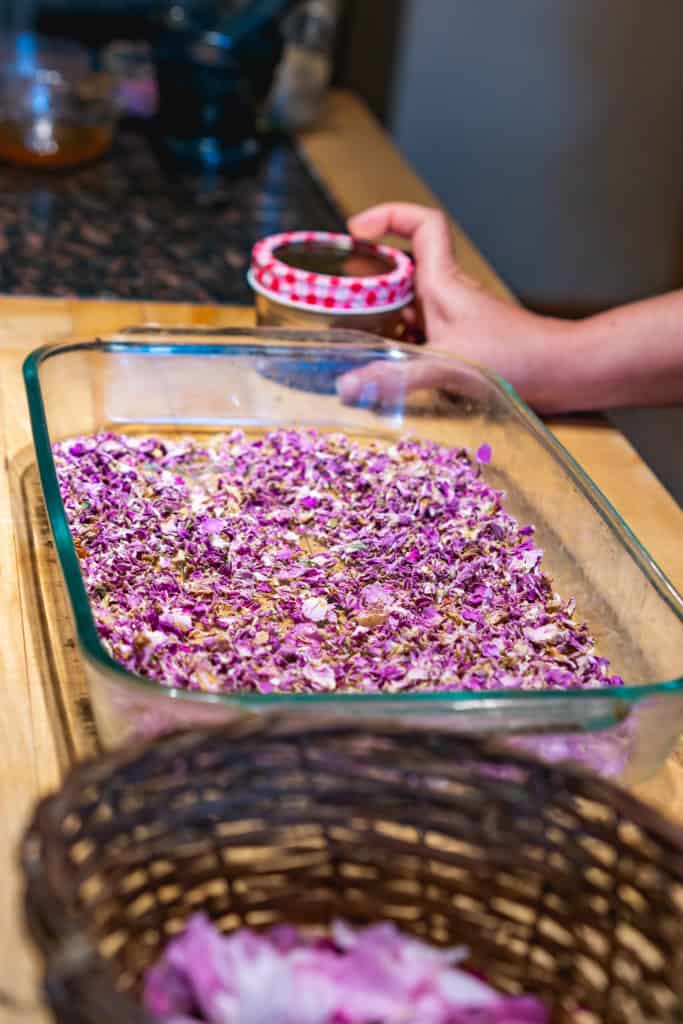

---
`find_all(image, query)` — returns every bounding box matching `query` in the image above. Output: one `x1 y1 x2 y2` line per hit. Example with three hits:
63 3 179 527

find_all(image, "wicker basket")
23 716 683 1024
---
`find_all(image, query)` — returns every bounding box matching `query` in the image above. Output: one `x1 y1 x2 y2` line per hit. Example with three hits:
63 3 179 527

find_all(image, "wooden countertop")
0 90 681 1015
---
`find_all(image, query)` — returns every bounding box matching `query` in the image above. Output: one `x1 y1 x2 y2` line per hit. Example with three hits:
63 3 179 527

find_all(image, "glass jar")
266 0 340 131
248 230 414 337
149 0 289 169
0 33 117 169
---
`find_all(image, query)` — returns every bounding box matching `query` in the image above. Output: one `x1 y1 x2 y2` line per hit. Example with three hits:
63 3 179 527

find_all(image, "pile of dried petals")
143 914 549 1023
53 429 623 695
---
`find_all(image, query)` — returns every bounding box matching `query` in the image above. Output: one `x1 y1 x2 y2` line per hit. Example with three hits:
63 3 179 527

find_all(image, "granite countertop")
0 123 345 303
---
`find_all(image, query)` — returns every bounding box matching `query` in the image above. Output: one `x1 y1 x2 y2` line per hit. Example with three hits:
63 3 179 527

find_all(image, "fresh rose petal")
144 915 549 1023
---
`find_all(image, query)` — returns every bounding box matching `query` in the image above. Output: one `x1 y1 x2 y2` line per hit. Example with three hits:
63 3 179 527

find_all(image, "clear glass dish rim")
23 327 683 711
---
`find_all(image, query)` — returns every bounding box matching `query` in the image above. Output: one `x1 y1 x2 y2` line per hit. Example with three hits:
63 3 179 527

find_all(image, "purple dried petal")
476 443 492 465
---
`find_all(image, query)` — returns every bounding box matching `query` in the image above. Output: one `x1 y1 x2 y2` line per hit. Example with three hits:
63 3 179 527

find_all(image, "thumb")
349 202 455 289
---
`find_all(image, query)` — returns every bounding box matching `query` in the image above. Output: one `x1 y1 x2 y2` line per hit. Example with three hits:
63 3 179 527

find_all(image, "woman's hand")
343 203 573 412
338 202 683 414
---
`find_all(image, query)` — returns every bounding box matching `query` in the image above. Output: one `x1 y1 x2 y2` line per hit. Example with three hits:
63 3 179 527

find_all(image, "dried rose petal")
302 596 330 623
476 443 492 465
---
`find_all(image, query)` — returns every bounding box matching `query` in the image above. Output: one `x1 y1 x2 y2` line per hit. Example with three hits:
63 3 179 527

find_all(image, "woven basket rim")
26 714 683 854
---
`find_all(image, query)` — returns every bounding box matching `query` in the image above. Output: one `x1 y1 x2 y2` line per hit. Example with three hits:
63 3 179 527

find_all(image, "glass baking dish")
23 327 683 782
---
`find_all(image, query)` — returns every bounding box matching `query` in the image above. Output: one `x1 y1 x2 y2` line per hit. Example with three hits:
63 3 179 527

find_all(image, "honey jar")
248 230 414 337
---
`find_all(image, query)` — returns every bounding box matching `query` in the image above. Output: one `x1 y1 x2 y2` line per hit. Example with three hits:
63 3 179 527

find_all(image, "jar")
0 35 117 170
248 230 414 338
149 0 287 169
266 0 341 131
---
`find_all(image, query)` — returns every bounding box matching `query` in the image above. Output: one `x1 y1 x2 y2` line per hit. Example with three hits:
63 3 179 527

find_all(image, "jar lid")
248 230 414 314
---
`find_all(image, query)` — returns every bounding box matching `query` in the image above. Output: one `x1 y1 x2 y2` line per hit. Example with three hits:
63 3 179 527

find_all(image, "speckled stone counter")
0 124 345 303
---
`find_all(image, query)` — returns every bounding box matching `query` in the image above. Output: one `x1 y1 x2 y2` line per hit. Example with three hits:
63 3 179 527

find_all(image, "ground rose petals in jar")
248 230 415 337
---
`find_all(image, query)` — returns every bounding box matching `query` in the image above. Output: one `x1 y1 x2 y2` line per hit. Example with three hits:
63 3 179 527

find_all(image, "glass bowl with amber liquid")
0 34 117 170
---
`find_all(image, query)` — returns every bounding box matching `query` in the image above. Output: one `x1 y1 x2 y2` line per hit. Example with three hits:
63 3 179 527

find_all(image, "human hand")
340 203 571 412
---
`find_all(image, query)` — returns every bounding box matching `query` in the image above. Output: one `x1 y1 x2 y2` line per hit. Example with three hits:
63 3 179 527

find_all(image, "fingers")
349 202 441 241
348 201 432 239
400 300 425 327
335 359 434 408
348 203 455 288
335 356 483 409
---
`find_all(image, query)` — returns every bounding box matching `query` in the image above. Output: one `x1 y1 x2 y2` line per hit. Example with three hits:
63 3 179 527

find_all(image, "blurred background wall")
390 0 683 314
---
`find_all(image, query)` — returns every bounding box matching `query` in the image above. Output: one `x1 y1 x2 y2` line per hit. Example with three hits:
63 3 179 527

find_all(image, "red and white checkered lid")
248 231 414 314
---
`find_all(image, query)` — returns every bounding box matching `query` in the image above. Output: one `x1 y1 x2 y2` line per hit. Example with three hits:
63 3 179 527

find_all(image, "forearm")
348 202 683 415
533 290 683 413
